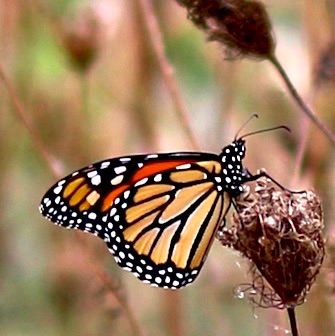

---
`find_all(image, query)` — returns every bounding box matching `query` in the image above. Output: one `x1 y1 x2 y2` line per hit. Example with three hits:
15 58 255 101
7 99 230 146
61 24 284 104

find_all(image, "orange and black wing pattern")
40 152 232 288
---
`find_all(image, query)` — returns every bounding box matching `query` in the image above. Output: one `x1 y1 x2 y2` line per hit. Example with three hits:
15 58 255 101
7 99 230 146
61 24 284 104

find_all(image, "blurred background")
1 0 335 335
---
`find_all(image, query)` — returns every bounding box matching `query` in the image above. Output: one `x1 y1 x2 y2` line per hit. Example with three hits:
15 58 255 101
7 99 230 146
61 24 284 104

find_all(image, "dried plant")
33 2 102 73
217 176 325 335
314 43 335 88
176 0 274 60
61 11 101 73
2 1 332 335
175 0 335 144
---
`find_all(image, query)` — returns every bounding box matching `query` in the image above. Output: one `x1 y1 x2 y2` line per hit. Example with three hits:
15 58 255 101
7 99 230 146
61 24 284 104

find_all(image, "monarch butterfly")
39 126 286 289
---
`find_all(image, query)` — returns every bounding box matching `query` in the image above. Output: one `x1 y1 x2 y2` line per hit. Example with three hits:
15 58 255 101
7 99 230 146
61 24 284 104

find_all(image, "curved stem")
269 54 335 146
0 61 63 178
0 61 145 336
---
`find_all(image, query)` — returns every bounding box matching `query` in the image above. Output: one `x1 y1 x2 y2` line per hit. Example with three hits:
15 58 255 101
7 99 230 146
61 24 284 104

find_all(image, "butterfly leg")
246 170 305 194
231 198 247 229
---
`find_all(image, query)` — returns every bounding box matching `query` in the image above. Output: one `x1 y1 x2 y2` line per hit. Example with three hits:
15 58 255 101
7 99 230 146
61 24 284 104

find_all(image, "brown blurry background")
1 1 335 335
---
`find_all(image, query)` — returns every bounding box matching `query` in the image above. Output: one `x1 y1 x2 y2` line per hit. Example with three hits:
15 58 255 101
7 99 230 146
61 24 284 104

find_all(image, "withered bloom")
175 0 275 59
217 176 324 308
61 10 101 72
313 44 335 88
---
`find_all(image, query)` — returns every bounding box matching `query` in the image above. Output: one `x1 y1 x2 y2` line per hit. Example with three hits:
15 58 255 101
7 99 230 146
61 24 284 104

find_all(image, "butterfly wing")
40 152 231 288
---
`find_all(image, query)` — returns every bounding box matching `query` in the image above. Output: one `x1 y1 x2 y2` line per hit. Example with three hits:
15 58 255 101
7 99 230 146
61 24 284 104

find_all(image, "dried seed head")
176 0 275 60
314 44 335 87
217 176 324 308
61 10 101 72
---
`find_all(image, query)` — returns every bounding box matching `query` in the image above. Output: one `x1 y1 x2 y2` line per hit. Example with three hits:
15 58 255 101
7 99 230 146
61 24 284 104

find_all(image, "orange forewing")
101 160 197 212
131 160 194 182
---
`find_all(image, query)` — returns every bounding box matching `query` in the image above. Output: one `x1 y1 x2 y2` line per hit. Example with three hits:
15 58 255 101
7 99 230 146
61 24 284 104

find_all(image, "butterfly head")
219 138 250 197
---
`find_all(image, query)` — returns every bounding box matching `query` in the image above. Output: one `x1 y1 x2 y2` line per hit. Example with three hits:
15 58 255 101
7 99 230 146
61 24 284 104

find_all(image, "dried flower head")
61 9 101 72
176 0 275 59
314 44 335 87
217 176 324 308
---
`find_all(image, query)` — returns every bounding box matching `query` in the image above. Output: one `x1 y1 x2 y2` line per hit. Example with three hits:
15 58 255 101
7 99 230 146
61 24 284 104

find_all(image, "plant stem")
287 307 299 336
80 72 90 117
79 235 145 336
0 61 145 336
0 61 63 178
138 0 200 149
269 54 335 146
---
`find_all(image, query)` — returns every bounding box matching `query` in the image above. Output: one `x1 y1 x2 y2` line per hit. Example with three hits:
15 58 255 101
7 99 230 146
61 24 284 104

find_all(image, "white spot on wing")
87 171 97 178
154 174 162 182
172 280 179 287
53 186 63 195
101 161 110 169
88 213 97 220
111 175 124 185
135 177 148 187
115 166 127 174
91 175 101 186
176 163 191 170
146 154 158 159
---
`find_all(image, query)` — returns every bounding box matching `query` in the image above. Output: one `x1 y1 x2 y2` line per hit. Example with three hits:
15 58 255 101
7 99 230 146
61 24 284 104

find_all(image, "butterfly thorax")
219 139 250 197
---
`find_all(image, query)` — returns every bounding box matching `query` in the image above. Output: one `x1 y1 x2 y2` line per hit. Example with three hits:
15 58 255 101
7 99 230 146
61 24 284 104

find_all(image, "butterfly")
39 126 285 289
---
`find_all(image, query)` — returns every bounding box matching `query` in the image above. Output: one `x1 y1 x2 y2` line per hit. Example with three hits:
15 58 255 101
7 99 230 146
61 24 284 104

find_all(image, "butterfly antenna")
240 125 291 140
234 114 259 140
